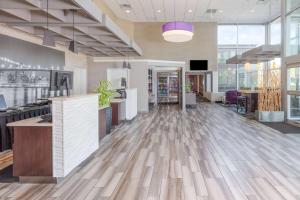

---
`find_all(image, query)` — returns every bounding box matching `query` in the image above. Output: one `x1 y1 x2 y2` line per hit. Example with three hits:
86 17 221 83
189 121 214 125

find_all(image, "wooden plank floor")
0 150 13 171
1 103 300 200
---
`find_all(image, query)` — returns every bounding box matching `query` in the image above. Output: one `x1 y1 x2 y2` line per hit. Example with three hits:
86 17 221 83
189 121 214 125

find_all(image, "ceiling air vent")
206 9 218 14
257 0 268 4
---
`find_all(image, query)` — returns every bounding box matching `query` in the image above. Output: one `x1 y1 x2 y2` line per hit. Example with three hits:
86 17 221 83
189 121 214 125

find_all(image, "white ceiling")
103 0 281 24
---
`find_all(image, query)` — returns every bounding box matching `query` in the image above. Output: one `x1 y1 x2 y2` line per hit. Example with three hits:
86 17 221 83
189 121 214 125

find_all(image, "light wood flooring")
1 103 300 200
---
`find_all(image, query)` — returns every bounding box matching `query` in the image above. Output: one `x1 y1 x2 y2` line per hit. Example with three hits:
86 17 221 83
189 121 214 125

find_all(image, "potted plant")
96 80 115 135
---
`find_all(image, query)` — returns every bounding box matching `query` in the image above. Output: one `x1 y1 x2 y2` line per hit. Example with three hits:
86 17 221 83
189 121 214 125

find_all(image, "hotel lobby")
0 0 300 199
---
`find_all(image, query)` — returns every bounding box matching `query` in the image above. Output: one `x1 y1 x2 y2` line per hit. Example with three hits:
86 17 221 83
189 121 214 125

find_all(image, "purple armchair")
225 90 241 105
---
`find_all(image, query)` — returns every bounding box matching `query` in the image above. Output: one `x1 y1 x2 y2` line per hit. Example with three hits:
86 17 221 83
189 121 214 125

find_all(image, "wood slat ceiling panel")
0 0 142 57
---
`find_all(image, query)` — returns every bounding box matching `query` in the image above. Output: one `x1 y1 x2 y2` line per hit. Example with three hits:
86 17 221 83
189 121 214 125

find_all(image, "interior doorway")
186 72 205 96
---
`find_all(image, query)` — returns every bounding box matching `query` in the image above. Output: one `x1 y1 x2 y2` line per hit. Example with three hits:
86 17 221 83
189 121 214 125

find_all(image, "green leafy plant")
185 82 192 93
96 80 115 107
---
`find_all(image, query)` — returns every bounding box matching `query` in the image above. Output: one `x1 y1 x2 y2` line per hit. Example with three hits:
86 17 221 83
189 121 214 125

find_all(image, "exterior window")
218 25 238 45
288 67 300 91
238 25 265 46
288 95 300 121
217 25 266 92
286 0 300 13
218 65 237 92
270 18 281 45
286 8 300 56
287 66 300 123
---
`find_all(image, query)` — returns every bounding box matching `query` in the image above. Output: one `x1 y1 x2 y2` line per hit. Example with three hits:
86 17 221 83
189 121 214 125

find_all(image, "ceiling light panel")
104 0 280 23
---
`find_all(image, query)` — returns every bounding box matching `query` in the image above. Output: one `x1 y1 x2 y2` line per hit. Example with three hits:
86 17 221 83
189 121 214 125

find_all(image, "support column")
281 0 287 121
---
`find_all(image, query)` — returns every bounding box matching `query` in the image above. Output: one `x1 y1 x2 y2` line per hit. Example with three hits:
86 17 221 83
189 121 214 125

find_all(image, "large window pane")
238 25 265 46
286 0 300 13
218 25 238 45
270 18 281 45
218 25 267 92
288 95 300 121
288 67 300 91
286 8 300 56
218 64 237 92
218 47 237 64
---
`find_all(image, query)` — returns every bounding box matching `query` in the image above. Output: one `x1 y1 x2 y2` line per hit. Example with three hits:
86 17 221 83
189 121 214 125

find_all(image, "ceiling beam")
0 0 80 10
24 0 41 8
0 9 31 21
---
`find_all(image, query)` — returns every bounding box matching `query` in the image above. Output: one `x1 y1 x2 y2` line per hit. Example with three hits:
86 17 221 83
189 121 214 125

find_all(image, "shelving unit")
158 72 179 103
148 69 153 93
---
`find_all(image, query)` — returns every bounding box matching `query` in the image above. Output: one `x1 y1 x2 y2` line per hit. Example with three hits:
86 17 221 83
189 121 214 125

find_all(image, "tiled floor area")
1 103 300 200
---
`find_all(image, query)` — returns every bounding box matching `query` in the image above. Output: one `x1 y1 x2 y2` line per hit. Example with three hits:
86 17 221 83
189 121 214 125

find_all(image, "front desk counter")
7 94 99 183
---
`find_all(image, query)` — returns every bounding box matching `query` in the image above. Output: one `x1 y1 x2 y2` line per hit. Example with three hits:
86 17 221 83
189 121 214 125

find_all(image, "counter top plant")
96 80 115 107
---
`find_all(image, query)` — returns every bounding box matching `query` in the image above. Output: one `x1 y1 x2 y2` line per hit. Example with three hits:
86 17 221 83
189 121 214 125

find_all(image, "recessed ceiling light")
120 4 132 14
157 9 161 13
188 9 193 13
250 9 255 13
219 10 223 13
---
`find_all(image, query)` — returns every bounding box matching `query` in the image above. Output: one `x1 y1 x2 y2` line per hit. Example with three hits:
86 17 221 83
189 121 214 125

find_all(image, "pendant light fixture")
69 10 78 53
162 1 194 43
162 22 194 42
127 62 131 69
123 59 127 68
43 0 55 47
126 53 131 69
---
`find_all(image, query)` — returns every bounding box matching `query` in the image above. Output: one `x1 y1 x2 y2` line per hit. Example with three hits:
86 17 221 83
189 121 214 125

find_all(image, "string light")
0 56 63 70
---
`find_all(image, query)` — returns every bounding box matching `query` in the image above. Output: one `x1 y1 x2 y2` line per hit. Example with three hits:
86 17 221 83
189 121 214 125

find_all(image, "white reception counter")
8 94 99 182
51 94 99 178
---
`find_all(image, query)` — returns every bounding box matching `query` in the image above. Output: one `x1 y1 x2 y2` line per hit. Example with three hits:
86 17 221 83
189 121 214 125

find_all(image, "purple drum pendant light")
162 21 194 43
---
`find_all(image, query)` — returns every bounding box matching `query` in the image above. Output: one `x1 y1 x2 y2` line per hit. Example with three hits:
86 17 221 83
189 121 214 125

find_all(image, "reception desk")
8 94 99 183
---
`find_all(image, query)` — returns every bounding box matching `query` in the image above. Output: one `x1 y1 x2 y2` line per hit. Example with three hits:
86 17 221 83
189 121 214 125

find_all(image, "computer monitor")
50 70 73 96
0 94 8 111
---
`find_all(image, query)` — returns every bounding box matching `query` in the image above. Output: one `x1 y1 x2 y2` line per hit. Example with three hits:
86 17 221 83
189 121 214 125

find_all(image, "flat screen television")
190 60 208 71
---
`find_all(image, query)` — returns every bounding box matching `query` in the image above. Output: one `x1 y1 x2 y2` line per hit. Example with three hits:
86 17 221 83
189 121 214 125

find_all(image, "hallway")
1 103 300 200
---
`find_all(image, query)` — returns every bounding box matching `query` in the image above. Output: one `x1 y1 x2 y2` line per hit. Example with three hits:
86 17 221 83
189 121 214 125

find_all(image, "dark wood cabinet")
98 108 107 140
111 103 119 126
98 107 112 141
13 126 52 177
111 100 125 126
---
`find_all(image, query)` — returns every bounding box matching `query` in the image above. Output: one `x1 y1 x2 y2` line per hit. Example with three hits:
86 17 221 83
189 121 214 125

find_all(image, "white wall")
107 68 129 89
87 59 149 112
133 22 218 71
